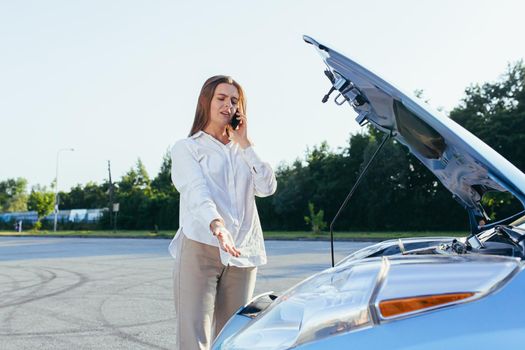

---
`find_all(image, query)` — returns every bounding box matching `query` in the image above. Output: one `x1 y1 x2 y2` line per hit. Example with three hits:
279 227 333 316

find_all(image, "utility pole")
107 160 119 232
53 148 74 232
107 160 114 229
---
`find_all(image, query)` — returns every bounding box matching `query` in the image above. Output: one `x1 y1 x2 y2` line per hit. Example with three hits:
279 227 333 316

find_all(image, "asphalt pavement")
0 237 373 349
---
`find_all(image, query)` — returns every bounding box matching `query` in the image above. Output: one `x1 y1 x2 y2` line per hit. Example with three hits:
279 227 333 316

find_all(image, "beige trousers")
173 234 257 350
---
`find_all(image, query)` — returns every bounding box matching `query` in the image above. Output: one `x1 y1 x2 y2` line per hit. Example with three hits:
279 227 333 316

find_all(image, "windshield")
478 191 524 229
512 214 525 227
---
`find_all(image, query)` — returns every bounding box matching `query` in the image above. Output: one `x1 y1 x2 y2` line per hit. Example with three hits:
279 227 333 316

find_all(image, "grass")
0 230 464 240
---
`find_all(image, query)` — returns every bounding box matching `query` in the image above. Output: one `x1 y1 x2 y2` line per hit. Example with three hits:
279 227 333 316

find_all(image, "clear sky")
1 0 524 192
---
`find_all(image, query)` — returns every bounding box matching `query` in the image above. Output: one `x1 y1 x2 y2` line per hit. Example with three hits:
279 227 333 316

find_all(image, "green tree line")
1 61 524 232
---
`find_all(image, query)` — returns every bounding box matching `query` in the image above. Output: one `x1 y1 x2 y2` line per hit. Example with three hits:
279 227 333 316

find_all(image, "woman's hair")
189 75 246 136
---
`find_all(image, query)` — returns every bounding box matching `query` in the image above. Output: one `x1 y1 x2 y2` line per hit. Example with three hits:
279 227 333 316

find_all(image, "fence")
0 209 108 230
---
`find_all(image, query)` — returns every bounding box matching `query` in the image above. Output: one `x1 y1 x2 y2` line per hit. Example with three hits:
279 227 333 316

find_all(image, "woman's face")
209 83 239 128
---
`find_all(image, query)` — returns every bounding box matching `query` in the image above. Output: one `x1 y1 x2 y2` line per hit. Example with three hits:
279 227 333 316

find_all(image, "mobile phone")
230 111 240 129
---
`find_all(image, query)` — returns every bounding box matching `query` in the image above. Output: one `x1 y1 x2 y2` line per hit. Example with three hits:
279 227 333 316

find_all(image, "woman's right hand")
210 220 241 257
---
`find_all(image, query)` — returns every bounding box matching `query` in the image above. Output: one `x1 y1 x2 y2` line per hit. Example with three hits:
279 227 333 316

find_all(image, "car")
211 35 525 350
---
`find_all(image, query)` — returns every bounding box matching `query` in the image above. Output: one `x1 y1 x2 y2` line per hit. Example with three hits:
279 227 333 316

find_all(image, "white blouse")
168 130 277 267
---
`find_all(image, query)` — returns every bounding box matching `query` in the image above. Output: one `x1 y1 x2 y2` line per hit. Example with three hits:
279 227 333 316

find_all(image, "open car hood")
304 35 525 220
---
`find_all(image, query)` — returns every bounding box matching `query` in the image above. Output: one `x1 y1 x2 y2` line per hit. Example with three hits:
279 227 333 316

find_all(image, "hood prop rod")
329 132 391 267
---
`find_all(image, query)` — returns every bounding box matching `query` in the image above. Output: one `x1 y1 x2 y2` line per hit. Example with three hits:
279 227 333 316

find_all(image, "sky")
1 0 524 192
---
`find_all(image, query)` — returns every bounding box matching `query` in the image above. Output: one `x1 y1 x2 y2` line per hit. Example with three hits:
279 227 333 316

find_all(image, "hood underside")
304 35 525 217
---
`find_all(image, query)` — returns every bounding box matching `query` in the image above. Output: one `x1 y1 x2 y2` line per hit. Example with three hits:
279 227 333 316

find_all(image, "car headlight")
221 258 383 349
220 254 520 350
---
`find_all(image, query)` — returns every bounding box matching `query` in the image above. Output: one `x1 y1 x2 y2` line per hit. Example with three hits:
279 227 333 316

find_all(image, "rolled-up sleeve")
171 140 223 228
240 146 277 197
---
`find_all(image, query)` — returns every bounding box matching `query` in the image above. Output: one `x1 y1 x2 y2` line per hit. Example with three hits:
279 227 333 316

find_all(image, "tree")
119 158 152 193
150 149 180 230
271 159 311 230
59 182 109 209
450 60 525 219
152 149 175 194
0 178 28 212
304 202 327 234
450 60 525 171
116 159 154 229
27 186 54 230
8 60 520 233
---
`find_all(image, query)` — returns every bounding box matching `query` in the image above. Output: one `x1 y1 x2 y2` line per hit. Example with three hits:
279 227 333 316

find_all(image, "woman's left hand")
226 111 251 149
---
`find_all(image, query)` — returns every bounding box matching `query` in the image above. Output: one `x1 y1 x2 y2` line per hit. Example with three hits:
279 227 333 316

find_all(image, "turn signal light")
379 292 475 318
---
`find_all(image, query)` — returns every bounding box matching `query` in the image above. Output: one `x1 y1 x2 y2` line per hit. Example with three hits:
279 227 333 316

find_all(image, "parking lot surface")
0 237 373 349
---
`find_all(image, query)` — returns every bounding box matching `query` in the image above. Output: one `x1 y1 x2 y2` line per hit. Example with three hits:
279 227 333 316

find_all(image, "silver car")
212 36 525 350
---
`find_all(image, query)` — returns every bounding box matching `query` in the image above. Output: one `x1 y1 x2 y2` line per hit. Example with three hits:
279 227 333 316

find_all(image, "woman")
169 75 277 349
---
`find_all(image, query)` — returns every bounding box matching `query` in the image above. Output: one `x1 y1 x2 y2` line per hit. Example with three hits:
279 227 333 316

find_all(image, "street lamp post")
53 148 74 232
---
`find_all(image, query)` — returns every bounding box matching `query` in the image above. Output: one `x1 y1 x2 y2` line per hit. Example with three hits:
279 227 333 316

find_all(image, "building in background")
0 209 107 226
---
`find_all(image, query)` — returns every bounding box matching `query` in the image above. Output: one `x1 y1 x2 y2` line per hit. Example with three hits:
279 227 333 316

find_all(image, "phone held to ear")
230 111 241 129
